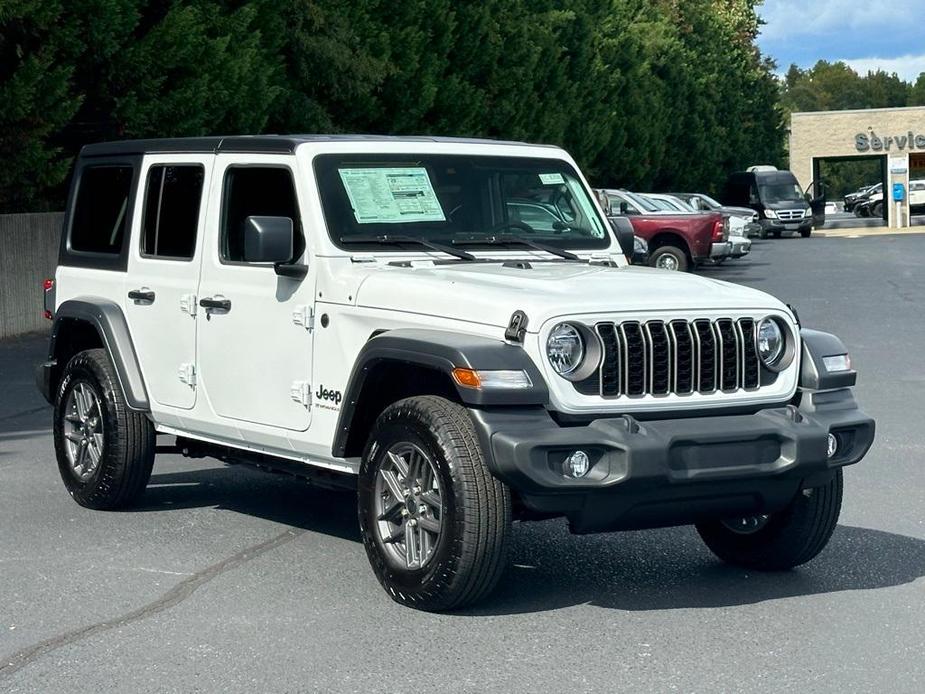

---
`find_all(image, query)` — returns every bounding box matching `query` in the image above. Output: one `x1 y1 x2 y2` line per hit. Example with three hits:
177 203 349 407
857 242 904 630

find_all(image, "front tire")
53 348 155 510
800 227 812 238
358 396 511 611
696 469 843 570
649 245 689 272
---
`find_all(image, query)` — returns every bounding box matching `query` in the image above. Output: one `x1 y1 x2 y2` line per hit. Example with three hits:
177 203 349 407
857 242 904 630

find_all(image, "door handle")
199 297 231 311
128 288 156 303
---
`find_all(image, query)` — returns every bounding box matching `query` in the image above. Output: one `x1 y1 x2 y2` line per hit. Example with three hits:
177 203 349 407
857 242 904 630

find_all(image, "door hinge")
290 381 312 408
180 294 198 317
178 363 197 387
292 304 314 331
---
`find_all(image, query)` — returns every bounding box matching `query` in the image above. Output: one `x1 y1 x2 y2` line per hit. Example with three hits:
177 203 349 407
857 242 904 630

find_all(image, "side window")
222 166 303 263
142 165 205 259
70 166 134 254
748 183 760 205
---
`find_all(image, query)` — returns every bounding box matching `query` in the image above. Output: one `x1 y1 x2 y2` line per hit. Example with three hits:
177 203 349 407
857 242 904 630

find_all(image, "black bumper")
760 219 812 234
470 388 874 533
35 360 56 404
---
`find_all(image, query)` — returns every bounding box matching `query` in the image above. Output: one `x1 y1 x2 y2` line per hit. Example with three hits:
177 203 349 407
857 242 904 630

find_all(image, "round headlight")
547 323 584 376
756 317 785 367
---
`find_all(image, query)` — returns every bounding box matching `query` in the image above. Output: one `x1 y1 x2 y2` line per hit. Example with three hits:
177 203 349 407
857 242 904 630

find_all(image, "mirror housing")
619 201 630 215
243 216 294 264
609 216 636 257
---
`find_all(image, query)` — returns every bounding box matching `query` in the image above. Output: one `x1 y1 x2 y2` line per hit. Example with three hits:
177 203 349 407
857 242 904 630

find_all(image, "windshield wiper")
453 234 580 261
340 234 475 261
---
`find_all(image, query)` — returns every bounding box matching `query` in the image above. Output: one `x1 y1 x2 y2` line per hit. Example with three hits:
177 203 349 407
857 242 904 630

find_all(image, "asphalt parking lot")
2 233 924 692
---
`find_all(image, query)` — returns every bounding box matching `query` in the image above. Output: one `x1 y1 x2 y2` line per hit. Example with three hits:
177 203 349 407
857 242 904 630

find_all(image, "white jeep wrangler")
37 135 875 611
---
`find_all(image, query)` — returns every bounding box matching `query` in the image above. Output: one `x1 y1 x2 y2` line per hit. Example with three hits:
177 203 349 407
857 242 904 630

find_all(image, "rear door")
124 155 212 410
195 156 315 434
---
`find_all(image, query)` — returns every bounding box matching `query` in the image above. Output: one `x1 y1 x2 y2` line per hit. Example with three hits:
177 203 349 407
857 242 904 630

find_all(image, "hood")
354 260 786 330
719 205 758 219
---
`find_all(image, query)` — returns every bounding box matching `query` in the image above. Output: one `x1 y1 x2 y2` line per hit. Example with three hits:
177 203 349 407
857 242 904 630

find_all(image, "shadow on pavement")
136 465 925 615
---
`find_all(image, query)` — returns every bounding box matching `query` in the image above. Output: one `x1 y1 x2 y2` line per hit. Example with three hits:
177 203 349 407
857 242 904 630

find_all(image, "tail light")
43 278 55 320
712 219 726 242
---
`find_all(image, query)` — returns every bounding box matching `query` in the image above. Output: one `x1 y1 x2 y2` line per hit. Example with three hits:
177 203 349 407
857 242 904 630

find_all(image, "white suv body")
38 136 874 610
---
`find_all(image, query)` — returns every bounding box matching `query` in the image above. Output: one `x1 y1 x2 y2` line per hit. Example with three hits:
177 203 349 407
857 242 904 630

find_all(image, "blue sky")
757 0 925 81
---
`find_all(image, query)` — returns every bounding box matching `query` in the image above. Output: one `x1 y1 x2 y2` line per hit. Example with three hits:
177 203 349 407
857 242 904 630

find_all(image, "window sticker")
338 167 446 224
538 172 565 185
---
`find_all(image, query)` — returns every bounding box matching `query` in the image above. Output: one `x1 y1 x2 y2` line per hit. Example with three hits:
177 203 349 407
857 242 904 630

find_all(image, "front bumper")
760 218 812 234
470 388 874 533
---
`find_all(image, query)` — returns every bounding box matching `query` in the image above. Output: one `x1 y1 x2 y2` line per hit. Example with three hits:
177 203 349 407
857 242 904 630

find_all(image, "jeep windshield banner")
338 167 446 224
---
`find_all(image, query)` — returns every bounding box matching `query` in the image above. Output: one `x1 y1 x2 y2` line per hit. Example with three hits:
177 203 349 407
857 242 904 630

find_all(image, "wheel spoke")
75 443 88 473
65 432 83 443
380 470 405 502
74 385 88 419
383 526 405 544
418 516 440 535
419 525 431 559
420 490 441 510
387 451 409 478
65 412 82 424
405 524 419 566
377 499 404 523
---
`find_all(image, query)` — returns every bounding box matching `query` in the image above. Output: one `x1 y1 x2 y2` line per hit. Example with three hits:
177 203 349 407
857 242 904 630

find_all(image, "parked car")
643 193 751 261
824 201 838 215
720 168 821 238
909 180 925 212
844 184 877 213
37 135 874 611
672 192 763 238
598 188 730 271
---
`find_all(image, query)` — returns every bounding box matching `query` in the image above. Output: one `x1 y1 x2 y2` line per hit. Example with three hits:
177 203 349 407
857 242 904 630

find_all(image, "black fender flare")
45 298 150 410
332 328 548 458
799 328 857 391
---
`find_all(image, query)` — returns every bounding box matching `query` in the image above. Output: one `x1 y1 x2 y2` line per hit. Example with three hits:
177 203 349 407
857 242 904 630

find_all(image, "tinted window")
142 165 204 259
70 166 133 254
222 167 303 262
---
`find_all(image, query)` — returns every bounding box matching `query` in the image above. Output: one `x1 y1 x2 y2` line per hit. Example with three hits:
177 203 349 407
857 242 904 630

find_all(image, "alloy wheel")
374 442 443 570
63 381 104 481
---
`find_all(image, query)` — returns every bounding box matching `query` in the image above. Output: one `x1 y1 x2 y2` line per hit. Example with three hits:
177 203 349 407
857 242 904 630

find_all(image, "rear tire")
358 396 511 611
53 348 155 510
649 245 689 272
696 469 843 570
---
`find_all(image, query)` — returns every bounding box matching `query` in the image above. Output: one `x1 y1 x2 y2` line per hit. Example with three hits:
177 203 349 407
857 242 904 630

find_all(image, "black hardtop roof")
79 134 556 158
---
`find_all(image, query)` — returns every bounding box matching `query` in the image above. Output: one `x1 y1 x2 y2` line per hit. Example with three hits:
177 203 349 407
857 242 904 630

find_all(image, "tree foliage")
781 60 923 115
0 0 784 212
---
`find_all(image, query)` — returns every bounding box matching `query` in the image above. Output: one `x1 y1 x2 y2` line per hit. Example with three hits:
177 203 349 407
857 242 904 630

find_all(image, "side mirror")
243 216 294 264
619 201 630 215
609 217 636 257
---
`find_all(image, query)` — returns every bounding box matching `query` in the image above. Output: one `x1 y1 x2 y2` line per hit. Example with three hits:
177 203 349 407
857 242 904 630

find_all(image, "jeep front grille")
575 318 761 398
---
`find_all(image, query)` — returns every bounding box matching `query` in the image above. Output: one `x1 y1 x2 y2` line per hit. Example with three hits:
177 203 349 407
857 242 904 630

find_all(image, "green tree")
0 1 82 211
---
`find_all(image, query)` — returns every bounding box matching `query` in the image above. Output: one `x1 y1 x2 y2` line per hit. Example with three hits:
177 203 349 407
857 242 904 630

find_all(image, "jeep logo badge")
315 385 342 406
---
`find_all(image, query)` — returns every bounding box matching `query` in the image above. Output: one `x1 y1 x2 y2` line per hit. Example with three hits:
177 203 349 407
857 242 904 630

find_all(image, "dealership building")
789 105 925 228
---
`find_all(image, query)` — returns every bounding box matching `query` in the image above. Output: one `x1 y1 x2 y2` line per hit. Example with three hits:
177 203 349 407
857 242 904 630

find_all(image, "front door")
124 155 212 410
196 156 315 433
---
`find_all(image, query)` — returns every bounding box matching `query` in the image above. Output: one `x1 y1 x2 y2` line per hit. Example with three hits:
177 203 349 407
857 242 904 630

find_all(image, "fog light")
563 450 590 478
827 433 838 459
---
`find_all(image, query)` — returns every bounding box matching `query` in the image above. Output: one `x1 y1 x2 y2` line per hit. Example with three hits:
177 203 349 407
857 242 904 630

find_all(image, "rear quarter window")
70 166 134 255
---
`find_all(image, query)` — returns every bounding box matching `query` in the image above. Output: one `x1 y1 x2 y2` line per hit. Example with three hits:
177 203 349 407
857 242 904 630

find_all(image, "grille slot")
582 318 762 398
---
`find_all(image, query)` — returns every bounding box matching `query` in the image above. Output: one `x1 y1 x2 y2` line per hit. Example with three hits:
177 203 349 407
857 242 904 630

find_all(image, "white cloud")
842 54 925 81
759 0 923 41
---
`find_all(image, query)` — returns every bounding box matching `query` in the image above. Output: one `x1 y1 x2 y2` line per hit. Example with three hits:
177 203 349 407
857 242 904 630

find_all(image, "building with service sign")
789 105 925 228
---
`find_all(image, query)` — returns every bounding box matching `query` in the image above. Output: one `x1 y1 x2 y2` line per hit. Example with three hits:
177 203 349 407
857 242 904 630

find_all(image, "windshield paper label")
338 167 446 224
538 172 565 185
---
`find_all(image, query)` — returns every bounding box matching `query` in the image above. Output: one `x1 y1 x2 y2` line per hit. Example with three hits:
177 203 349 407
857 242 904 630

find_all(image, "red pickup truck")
597 189 729 271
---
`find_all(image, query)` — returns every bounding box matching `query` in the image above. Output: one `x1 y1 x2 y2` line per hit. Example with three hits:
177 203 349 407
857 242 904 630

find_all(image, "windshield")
314 154 609 252
620 190 660 213
697 193 721 209
643 196 675 211
759 182 804 204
